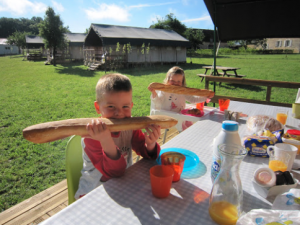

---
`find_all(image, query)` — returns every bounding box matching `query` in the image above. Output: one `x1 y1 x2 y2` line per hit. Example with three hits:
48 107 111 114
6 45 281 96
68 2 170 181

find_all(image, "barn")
84 24 191 69
25 33 86 61
0 38 19 56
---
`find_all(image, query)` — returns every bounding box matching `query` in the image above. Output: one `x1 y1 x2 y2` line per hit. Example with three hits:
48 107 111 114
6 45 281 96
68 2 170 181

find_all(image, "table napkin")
296 88 300 103
237 209 300 225
272 188 300 210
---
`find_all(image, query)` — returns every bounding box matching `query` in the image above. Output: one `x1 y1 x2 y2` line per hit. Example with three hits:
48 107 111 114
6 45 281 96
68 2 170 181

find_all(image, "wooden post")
205 78 210 90
266 86 272 102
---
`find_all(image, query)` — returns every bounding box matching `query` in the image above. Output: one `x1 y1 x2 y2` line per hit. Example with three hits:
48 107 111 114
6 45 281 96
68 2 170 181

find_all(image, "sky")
0 0 214 33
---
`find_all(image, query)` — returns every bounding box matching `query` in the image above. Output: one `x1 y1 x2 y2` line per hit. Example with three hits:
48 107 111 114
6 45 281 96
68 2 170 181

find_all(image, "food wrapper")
272 188 300 210
237 209 300 225
243 129 283 157
247 115 283 135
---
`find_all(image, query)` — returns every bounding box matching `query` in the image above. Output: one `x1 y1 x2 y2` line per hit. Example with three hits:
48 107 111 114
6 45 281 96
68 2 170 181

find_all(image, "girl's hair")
163 66 186 87
96 73 132 102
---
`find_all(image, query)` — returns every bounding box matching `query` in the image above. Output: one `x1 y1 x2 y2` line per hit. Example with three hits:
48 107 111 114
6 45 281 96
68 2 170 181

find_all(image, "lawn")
1 53 300 212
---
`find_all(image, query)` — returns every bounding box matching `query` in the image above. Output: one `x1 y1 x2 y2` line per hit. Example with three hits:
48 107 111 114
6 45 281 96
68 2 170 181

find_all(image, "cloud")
83 2 177 22
84 3 130 22
52 0 64 12
128 2 177 9
181 0 190 6
182 15 211 23
0 0 47 15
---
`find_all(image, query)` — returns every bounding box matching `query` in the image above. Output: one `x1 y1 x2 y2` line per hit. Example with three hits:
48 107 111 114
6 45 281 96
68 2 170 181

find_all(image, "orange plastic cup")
161 152 186 182
150 165 174 198
219 98 230 111
196 102 204 110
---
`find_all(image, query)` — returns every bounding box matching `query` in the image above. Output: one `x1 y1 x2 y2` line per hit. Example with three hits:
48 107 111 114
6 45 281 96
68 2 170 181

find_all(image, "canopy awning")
204 0 300 41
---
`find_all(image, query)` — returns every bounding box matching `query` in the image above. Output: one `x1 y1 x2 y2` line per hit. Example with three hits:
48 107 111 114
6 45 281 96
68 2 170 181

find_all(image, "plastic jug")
211 120 241 182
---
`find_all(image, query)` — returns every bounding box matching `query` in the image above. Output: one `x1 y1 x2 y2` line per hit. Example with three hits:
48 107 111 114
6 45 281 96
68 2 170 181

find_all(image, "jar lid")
287 129 300 136
222 120 238 131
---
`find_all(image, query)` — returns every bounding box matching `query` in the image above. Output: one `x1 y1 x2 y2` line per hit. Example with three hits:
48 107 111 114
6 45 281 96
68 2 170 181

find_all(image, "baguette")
149 82 214 97
23 115 178 144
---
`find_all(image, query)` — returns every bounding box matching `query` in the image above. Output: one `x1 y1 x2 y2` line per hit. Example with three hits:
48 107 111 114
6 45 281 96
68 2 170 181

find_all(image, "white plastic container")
211 120 241 182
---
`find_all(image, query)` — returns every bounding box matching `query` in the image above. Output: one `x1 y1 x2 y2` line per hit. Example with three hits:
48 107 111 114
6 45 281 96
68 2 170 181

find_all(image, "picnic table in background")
198 66 246 82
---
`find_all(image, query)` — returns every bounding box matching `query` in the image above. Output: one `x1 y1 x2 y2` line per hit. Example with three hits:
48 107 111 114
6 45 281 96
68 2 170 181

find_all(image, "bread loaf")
149 82 214 97
23 115 178 144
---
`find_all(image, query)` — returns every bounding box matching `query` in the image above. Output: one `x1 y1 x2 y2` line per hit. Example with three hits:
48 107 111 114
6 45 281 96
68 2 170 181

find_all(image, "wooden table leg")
234 70 238 77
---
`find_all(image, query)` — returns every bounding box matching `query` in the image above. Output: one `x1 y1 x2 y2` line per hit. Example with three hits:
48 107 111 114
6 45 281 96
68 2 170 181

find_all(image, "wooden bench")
202 76 300 107
197 74 212 82
224 73 246 78
198 73 246 83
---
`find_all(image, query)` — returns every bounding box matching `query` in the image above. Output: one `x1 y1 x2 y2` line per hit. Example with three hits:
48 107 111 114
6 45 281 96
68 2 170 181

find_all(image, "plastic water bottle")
211 120 241 183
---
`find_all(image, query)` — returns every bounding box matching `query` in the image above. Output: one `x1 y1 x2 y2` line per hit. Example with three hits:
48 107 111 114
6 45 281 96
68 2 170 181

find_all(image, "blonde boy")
75 73 161 199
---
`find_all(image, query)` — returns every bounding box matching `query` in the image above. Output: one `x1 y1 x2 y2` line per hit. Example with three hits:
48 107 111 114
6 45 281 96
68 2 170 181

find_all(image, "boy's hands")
86 119 120 160
86 119 111 142
144 124 161 152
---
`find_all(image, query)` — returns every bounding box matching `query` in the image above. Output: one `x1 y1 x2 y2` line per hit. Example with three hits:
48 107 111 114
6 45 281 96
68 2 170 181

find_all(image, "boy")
75 73 161 199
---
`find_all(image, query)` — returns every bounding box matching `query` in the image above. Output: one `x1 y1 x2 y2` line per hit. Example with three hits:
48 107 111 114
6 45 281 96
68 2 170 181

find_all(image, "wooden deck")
0 127 179 225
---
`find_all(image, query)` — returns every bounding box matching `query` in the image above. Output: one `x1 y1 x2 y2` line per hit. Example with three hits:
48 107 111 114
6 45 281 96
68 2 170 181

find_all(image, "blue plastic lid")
222 120 238 131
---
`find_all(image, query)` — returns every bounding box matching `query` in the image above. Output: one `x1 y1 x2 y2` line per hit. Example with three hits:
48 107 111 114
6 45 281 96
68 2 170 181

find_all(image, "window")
284 40 292 47
275 40 282 47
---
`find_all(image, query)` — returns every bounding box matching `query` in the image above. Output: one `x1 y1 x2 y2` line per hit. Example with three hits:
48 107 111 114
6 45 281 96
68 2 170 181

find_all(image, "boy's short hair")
96 73 132 102
163 66 187 87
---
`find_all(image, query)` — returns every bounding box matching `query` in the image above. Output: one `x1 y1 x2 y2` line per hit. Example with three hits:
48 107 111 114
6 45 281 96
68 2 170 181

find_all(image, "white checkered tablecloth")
40 101 300 225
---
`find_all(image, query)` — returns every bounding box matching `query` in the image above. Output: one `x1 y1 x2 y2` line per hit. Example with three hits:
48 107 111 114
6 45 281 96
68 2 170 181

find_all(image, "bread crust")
149 82 214 97
23 115 178 144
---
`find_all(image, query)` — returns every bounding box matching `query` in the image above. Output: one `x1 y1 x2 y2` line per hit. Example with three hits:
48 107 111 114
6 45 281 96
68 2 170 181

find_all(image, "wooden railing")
203 76 300 107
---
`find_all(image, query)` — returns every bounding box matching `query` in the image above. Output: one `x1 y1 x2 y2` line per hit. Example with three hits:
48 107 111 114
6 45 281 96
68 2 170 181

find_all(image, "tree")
38 7 69 66
184 29 205 49
0 17 43 38
150 13 186 37
6 31 30 53
227 39 267 50
150 13 205 50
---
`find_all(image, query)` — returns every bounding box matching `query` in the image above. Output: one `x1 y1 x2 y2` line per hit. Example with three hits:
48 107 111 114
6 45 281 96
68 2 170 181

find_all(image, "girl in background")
148 66 214 130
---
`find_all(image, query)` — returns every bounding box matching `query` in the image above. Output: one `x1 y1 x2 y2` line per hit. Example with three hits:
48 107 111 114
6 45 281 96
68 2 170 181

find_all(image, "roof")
65 33 86 42
26 34 86 44
26 36 44 44
204 0 300 41
89 24 190 47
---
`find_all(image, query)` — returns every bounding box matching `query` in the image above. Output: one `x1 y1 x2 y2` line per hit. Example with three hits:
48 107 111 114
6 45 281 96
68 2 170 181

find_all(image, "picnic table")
198 66 246 82
39 100 300 225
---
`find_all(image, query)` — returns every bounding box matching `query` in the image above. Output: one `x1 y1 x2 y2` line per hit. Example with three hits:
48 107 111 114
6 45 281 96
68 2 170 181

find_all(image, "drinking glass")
150 165 174 198
161 152 186 182
276 109 288 125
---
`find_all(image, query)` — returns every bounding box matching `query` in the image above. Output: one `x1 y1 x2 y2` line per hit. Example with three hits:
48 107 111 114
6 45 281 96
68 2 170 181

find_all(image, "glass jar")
209 144 247 225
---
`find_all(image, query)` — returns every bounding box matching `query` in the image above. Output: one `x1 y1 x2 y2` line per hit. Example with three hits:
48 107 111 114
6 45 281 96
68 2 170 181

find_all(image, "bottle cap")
222 120 238 131
287 129 300 136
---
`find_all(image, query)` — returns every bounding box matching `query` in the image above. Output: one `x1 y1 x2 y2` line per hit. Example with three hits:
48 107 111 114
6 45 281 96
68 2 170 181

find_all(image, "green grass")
1 54 300 212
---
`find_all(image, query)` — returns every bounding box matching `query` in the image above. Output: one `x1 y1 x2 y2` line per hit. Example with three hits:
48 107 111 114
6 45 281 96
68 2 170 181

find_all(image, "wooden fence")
202 76 300 107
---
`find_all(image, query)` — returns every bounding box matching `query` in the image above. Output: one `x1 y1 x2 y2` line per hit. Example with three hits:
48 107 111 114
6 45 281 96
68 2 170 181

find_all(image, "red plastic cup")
219 98 230 111
150 165 174 198
161 152 186 182
196 102 204 110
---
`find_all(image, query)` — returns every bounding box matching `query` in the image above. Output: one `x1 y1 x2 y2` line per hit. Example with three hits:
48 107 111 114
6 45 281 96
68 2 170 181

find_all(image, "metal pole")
213 0 217 107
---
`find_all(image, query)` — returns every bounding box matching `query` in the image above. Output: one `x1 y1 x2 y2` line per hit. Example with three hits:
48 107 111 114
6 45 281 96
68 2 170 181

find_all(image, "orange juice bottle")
269 160 287 172
276 113 287 125
209 201 238 225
